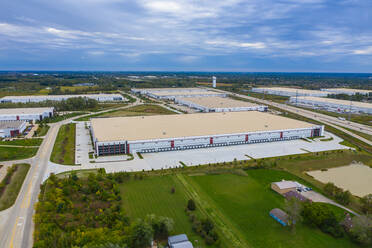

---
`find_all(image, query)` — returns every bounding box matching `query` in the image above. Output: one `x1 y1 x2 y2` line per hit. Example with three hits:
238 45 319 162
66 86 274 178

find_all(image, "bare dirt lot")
307 163 372 197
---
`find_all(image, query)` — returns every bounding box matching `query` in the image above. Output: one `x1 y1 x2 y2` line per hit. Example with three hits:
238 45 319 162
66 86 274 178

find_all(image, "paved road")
211 88 372 146
0 96 142 248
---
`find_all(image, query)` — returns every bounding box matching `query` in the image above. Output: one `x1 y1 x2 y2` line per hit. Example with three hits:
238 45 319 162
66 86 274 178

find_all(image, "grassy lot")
34 124 50 137
119 169 359 248
120 175 209 246
0 146 38 161
0 138 43 146
76 104 176 121
50 123 76 165
42 112 88 123
338 125 372 141
0 163 30 210
243 90 290 103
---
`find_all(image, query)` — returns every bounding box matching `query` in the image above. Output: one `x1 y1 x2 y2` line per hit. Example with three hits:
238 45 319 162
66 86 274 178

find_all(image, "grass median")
0 146 38 161
50 123 76 165
0 138 43 146
0 163 30 210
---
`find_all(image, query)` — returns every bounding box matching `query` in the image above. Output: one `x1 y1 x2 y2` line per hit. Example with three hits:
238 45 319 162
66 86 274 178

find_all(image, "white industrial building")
0 121 27 138
175 96 268 112
290 96 372 114
90 111 324 156
131 88 226 100
252 87 329 97
321 88 372 95
0 107 54 122
0 94 125 103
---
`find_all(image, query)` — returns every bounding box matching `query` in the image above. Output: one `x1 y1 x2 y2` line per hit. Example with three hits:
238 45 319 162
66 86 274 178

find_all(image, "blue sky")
0 0 371 72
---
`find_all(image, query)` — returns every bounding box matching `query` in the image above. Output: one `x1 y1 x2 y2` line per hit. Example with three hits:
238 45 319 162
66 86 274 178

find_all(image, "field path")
176 174 250 248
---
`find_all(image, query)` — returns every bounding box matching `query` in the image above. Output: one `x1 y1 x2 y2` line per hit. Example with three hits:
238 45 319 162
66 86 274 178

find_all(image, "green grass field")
0 163 30 210
76 104 176 121
0 146 38 161
0 138 43 146
34 125 50 137
120 169 358 248
50 123 76 165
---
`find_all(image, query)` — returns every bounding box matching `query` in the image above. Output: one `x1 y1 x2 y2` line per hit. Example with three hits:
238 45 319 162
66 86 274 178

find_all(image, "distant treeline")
0 97 98 111
327 93 372 102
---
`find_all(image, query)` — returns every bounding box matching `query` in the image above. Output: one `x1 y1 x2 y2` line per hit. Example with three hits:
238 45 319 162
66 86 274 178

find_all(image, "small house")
270 208 289 226
168 234 193 248
271 180 297 195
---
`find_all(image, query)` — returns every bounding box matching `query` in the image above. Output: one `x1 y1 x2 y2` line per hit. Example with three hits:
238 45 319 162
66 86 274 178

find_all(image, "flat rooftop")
0 120 25 129
0 107 54 115
91 111 315 142
296 96 372 108
1 94 123 100
255 87 326 94
177 96 260 108
322 88 372 94
134 88 205 92
151 91 221 97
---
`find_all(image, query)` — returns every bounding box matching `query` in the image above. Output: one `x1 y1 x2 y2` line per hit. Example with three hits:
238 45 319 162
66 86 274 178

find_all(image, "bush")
187 199 196 211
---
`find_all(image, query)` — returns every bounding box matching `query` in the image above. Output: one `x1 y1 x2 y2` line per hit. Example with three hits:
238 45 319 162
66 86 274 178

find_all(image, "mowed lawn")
0 146 38 161
99 104 176 117
0 138 43 146
50 123 76 165
188 169 359 248
120 170 359 248
120 175 206 246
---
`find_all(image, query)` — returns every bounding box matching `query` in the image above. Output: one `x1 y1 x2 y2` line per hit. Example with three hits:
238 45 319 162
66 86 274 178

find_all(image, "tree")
324 182 337 197
129 220 153 248
335 190 352 206
350 215 372 245
146 215 174 241
284 198 303 231
361 194 372 214
187 199 196 211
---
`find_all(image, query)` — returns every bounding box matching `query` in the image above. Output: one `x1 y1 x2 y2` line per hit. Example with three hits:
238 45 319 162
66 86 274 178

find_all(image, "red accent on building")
16 115 19 120
245 134 249 142
10 130 19 137
210 137 213 145
170 140 175 148
126 143 130 154
280 132 283 139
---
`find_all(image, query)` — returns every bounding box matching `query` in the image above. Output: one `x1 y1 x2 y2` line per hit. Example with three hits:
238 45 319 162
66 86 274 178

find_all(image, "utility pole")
348 95 352 121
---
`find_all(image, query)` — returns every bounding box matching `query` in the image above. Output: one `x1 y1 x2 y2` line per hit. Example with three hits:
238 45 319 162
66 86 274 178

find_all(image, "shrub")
187 199 196 211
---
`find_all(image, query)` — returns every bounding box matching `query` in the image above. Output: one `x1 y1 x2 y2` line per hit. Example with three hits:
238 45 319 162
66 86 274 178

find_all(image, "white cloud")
353 46 372 55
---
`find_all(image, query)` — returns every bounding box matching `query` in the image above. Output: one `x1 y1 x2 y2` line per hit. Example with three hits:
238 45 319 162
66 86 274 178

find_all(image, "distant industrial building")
175 96 267 112
131 88 225 100
90 111 324 156
321 88 372 95
252 87 329 97
0 94 125 103
0 108 54 121
0 121 27 138
289 96 372 114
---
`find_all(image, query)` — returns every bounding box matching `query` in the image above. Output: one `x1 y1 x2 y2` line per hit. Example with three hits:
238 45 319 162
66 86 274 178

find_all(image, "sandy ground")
307 163 372 198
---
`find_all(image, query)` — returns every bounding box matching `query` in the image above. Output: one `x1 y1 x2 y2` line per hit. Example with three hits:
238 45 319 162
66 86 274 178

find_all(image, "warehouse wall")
252 88 328 97
94 127 322 156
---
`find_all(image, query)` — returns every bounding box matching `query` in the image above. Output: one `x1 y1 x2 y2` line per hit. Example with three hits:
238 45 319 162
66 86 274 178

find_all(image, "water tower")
212 76 216 88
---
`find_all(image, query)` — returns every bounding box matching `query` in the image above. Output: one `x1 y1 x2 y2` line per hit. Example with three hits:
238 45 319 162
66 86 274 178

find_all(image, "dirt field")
307 163 372 197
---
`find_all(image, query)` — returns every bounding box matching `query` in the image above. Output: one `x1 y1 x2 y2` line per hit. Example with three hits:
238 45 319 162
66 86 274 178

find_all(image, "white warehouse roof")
295 96 372 109
272 181 298 189
176 96 260 108
0 94 124 102
321 88 372 95
91 111 315 142
254 87 327 95
0 107 54 115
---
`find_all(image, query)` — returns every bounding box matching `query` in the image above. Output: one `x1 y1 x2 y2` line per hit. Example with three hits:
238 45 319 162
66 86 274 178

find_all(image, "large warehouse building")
0 107 54 121
175 96 268 112
131 88 226 100
0 121 27 138
290 96 372 114
321 88 372 95
90 112 324 156
252 87 329 97
0 94 125 103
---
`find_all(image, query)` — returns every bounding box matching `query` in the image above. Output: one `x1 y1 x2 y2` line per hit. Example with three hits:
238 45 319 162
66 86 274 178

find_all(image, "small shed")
271 180 297 195
168 234 193 248
270 208 289 226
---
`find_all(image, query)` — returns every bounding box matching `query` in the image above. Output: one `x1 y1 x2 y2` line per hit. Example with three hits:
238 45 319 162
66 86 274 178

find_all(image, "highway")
212 88 372 146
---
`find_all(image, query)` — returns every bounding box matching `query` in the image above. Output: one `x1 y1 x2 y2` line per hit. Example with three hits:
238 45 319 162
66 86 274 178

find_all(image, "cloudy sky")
0 0 371 72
